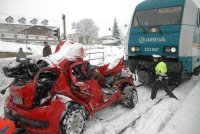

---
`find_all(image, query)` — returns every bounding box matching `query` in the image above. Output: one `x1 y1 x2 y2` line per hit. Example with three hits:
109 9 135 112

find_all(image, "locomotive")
127 0 200 85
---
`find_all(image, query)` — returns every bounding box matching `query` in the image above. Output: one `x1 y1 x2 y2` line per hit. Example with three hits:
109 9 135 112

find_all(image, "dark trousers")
151 80 177 100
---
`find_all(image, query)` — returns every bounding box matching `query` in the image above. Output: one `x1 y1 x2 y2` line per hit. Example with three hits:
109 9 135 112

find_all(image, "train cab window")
132 6 182 27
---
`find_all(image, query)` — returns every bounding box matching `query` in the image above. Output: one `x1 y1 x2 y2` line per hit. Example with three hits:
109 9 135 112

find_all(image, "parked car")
33 41 43 45
102 37 121 45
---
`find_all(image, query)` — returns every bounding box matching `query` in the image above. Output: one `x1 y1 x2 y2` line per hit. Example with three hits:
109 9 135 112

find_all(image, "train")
126 0 200 85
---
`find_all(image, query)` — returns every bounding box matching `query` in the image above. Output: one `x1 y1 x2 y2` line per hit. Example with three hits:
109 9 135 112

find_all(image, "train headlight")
136 47 140 52
130 46 140 53
164 46 177 53
164 47 171 53
131 47 136 52
171 47 176 53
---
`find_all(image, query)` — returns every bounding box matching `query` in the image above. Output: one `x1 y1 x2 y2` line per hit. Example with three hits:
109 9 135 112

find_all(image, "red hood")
97 57 125 76
9 82 36 108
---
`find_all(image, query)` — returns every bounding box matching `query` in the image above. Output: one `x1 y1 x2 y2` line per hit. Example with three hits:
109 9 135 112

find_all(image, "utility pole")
25 31 28 53
62 14 66 40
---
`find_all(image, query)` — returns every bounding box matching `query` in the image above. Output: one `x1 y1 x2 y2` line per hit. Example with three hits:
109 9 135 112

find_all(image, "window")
133 6 182 27
5 16 14 23
1 34 5 38
41 19 48 25
18 17 26 24
30 19 38 24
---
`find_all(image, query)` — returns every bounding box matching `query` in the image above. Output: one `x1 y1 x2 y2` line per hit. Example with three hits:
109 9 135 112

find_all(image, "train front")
127 0 185 85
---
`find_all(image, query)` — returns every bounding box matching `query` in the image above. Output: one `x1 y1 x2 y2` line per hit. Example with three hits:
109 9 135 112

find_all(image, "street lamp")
123 24 129 58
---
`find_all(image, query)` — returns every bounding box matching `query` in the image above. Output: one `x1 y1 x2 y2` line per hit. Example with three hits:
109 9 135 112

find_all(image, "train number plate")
144 48 159 52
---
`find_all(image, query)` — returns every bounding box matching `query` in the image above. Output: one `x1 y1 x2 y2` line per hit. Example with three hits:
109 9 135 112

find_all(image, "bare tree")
71 22 76 29
75 19 99 43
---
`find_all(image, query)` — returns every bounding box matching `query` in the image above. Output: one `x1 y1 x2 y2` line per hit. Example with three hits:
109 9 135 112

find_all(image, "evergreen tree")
112 18 121 39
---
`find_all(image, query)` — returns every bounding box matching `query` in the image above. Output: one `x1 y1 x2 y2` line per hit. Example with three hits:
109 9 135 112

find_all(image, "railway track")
117 84 180 134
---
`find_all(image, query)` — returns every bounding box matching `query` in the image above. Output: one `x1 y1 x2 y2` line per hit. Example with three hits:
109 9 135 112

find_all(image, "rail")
88 52 104 61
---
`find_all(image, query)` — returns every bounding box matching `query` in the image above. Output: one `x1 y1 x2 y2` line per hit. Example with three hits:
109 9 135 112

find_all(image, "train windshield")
133 6 182 27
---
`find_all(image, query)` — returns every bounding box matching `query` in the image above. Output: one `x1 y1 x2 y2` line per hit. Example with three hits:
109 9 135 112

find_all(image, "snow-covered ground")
0 41 200 134
0 40 56 55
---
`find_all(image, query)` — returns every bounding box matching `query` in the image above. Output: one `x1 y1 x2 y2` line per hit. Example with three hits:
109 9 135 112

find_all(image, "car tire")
122 86 138 109
59 105 86 134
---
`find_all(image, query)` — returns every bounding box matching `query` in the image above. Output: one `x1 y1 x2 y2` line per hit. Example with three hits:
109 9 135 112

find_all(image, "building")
0 14 58 43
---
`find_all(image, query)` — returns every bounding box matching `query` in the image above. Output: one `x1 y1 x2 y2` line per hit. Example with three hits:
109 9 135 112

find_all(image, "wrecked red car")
2 45 138 134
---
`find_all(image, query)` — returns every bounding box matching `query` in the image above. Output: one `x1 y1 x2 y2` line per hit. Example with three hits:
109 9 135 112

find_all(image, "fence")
85 46 105 64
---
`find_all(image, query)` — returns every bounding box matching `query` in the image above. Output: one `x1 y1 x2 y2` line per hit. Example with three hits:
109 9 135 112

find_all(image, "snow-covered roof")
0 14 57 27
39 41 83 66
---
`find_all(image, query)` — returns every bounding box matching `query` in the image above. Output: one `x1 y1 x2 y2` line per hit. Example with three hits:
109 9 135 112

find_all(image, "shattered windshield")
133 6 182 27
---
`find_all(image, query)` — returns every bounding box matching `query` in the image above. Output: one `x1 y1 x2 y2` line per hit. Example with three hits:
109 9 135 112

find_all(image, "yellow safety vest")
155 61 167 76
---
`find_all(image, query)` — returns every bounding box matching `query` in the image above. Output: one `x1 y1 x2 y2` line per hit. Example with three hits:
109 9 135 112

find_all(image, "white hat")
152 54 161 58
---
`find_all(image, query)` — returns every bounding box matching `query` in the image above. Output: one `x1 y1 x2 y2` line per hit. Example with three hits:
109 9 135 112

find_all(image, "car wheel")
122 86 138 109
60 106 86 134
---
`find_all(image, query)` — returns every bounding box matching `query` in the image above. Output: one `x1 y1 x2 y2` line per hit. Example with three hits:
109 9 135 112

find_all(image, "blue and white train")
127 0 200 85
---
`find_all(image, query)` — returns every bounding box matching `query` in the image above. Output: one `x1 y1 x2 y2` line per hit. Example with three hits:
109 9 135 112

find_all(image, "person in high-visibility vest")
151 54 178 100
0 117 15 134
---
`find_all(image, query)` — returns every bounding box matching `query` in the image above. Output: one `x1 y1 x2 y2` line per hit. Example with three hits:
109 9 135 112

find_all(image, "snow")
50 42 84 61
38 42 85 67
160 78 200 134
124 99 180 134
0 41 200 134
120 76 200 134
0 40 56 55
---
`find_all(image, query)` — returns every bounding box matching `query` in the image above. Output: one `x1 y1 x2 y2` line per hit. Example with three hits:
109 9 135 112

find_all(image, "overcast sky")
0 0 144 36
1 0 200 36
0 0 143 22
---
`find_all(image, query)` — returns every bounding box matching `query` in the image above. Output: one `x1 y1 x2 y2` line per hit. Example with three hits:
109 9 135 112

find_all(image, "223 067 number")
144 48 159 52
